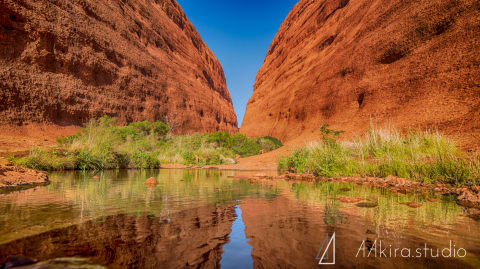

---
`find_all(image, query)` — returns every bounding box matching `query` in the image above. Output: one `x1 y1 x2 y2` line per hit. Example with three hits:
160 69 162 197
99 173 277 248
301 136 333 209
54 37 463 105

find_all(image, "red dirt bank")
0 124 79 156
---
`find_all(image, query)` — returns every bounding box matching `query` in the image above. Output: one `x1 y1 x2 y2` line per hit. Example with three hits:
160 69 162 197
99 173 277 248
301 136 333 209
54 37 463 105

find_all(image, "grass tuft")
279 126 480 186
10 116 282 171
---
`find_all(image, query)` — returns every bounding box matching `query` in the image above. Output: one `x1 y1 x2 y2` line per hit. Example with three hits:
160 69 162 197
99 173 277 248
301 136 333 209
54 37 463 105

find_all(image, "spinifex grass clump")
12 149 77 171
278 125 480 186
9 116 282 170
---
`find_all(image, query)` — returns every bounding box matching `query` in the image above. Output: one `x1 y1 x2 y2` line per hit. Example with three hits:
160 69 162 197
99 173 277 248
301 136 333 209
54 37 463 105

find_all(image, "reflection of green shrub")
10 116 283 170
288 180 463 227
279 127 480 186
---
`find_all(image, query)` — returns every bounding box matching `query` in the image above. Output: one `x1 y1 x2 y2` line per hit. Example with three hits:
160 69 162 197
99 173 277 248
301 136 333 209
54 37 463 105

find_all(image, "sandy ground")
218 150 285 170
221 136 339 170
0 124 79 157
218 142 299 170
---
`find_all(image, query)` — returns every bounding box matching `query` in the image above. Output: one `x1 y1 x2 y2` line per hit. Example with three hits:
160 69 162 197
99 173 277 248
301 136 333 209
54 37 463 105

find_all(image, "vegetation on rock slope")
9 116 282 170
279 125 480 186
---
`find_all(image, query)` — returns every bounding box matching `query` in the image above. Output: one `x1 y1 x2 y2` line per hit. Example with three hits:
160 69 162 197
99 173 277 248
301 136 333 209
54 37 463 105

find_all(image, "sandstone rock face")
0 0 237 133
241 0 480 147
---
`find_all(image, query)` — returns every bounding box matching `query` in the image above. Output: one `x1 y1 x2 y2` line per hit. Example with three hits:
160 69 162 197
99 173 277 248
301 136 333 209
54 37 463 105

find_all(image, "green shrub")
181 151 196 164
278 148 310 172
128 121 151 136
10 149 76 171
56 133 81 146
131 151 160 168
279 126 480 186
10 116 282 171
227 133 261 157
111 152 130 169
261 136 283 148
308 142 357 177
151 121 170 137
320 124 344 146
279 142 357 177
205 131 230 147
75 151 104 170
114 126 137 140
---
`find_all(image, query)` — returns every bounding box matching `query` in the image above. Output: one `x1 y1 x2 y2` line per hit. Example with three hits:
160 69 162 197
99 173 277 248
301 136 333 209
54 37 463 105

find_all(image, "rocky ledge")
0 164 49 191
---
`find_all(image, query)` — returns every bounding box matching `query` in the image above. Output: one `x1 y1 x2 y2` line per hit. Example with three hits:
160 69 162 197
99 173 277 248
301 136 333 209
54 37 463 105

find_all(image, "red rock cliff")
0 0 237 133
241 0 480 147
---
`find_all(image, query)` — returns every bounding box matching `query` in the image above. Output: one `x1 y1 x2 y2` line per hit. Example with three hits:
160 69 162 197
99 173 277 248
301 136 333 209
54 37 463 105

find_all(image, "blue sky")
177 0 298 127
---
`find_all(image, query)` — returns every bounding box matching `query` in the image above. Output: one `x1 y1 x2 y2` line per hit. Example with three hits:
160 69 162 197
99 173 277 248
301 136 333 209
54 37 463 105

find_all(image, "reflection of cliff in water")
0 205 236 269
241 196 475 269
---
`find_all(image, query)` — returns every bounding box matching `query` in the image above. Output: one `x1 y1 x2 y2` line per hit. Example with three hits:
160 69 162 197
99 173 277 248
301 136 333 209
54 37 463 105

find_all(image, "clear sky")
177 0 298 127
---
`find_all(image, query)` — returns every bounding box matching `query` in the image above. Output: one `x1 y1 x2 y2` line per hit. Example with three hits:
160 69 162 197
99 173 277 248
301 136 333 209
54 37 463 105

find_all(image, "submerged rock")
145 177 158 186
356 202 378 208
400 202 423 208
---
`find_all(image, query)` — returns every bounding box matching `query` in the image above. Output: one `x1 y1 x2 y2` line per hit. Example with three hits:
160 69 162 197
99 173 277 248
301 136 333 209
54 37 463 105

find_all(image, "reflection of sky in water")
220 205 253 269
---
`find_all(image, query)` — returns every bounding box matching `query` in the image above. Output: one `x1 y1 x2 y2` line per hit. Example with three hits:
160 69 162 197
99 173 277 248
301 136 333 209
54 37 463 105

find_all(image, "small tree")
320 124 344 146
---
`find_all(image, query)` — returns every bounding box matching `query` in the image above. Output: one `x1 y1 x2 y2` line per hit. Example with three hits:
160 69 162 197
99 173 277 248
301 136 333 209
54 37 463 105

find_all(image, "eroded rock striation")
241 0 480 147
0 0 237 133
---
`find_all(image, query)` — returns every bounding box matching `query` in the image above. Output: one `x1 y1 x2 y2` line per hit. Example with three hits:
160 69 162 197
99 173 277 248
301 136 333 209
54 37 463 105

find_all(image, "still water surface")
0 169 479 268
